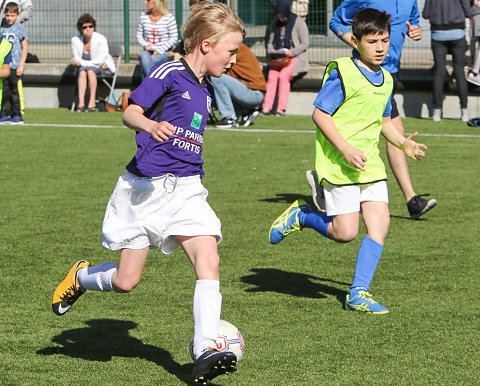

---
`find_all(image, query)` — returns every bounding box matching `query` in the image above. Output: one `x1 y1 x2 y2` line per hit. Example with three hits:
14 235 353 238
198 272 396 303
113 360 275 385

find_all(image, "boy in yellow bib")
269 8 428 314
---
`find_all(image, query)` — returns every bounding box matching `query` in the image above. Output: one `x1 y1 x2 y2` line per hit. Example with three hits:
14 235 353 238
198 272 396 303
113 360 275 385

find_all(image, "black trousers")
431 38 468 109
1 70 21 117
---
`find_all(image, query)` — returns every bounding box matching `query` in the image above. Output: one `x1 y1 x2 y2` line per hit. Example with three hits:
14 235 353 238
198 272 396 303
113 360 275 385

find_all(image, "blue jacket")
329 0 420 73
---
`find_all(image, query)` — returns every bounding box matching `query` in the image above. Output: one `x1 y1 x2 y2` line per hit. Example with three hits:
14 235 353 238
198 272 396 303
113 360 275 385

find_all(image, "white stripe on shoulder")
149 61 184 79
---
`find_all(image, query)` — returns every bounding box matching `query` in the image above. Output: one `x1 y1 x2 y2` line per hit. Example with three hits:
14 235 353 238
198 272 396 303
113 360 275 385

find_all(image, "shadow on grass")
390 214 427 221
37 319 196 385
241 268 349 304
259 193 316 209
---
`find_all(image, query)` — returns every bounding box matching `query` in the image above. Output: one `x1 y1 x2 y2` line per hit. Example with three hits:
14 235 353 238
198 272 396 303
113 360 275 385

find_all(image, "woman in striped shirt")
137 0 178 78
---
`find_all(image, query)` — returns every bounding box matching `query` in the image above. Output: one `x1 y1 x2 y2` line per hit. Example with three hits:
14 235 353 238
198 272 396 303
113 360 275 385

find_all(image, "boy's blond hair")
181 2 245 55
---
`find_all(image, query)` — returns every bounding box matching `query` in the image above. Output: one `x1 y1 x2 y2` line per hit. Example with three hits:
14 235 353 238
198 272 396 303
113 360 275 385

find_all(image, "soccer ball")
189 319 245 362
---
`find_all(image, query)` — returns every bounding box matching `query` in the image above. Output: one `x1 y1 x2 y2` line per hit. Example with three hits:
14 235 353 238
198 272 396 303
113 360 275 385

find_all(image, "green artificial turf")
0 109 479 385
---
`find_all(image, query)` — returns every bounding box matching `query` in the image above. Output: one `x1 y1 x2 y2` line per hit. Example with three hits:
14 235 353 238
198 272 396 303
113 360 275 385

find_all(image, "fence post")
124 0 130 63
175 0 183 36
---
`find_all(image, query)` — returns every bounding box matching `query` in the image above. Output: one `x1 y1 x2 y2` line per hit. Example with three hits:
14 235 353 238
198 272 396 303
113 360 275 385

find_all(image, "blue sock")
299 210 333 238
350 236 384 297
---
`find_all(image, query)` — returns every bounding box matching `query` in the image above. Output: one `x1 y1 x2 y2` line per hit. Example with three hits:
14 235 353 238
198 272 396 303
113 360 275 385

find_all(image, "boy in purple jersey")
52 3 245 384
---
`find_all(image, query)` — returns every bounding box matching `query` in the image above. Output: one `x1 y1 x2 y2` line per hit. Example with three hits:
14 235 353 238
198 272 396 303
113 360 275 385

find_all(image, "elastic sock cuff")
195 279 220 292
364 236 384 254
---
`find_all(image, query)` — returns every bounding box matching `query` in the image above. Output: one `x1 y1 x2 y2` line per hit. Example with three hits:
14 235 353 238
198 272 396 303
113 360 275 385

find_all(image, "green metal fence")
24 0 433 68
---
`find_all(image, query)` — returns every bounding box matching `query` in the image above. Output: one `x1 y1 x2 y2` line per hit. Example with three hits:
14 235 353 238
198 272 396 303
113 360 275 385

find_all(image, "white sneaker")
432 109 441 122
305 170 326 212
467 72 480 86
461 108 469 122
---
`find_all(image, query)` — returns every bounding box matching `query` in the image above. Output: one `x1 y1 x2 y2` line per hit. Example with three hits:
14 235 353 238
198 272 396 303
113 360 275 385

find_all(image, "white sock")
77 262 117 291
193 279 222 359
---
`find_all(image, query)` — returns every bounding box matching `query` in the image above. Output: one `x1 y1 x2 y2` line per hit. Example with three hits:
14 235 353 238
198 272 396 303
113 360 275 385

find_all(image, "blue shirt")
314 59 392 116
127 58 213 178
329 0 420 74
0 19 27 70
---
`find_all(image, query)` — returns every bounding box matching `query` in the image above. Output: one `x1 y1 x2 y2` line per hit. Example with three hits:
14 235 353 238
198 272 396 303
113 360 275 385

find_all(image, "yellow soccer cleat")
269 200 310 244
52 260 90 316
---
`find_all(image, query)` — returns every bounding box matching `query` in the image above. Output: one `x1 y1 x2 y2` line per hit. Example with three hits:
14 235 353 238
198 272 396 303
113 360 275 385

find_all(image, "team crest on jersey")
207 96 212 113
191 112 203 130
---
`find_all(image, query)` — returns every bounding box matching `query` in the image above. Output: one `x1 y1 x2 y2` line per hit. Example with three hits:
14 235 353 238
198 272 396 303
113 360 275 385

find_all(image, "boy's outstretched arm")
123 104 175 142
313 107 367 171
381 116 427 161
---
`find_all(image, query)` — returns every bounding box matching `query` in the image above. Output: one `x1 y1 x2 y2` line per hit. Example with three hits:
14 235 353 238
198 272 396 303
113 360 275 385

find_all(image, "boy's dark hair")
5 2 19 14
76 13 96 34
352 8 391 40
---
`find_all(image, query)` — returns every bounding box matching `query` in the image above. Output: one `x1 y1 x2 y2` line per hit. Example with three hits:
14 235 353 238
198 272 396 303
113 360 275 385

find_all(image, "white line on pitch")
208 126 480 138
19 123 480 138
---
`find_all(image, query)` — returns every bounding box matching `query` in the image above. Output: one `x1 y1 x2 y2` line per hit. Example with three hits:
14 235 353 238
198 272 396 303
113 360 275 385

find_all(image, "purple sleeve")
313 68 345 115
129 75 169 109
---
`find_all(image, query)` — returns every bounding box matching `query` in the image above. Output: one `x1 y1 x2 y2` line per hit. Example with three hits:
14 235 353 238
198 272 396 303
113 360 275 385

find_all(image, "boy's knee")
332 228 358 243
113 277 140 293
196 253 220 274
204 253 220 270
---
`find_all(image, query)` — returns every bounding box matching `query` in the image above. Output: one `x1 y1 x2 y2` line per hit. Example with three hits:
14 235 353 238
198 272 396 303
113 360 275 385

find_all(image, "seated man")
210 43 266 128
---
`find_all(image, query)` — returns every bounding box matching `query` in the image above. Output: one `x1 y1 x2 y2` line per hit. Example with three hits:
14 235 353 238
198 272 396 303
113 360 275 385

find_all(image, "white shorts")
323 181 389 216
101 171 222 254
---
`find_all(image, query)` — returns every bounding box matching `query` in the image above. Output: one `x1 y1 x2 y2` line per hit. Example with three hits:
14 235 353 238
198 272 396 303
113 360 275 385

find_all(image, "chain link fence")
24 0 434 68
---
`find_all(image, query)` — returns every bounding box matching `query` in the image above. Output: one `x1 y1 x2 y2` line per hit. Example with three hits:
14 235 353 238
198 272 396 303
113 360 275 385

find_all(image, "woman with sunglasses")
71 13 116 112
137 0 178 79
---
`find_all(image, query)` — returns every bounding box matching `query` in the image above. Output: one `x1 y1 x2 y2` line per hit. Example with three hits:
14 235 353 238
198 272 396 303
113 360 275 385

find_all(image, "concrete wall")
285 91 480 120
22 62 480 120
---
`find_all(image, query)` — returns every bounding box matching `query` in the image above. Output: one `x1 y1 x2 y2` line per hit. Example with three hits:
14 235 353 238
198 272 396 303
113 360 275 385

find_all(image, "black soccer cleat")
407 194 437 220
192 348 237 384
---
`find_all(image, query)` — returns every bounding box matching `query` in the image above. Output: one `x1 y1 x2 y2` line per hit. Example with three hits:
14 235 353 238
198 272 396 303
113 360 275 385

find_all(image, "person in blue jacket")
306 0 437 220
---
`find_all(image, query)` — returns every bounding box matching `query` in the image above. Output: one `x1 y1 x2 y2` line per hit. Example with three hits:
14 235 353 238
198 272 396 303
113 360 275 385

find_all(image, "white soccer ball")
189 319 245 362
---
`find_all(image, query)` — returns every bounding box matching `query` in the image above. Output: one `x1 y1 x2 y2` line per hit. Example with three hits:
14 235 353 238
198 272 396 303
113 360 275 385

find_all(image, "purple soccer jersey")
126 58 213 178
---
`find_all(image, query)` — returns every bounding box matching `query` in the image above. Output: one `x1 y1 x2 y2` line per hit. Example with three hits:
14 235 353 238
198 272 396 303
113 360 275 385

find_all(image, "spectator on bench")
210 43 266 128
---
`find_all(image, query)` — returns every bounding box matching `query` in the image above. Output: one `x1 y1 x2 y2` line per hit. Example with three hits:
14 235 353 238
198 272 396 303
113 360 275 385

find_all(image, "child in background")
0 1 27 124
269 8 428 314
52 2 244 384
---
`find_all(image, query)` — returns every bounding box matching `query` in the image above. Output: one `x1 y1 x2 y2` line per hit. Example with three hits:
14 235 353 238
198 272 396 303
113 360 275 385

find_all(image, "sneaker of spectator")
215 117 239 129
238 110 259 127
467 70 480 86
